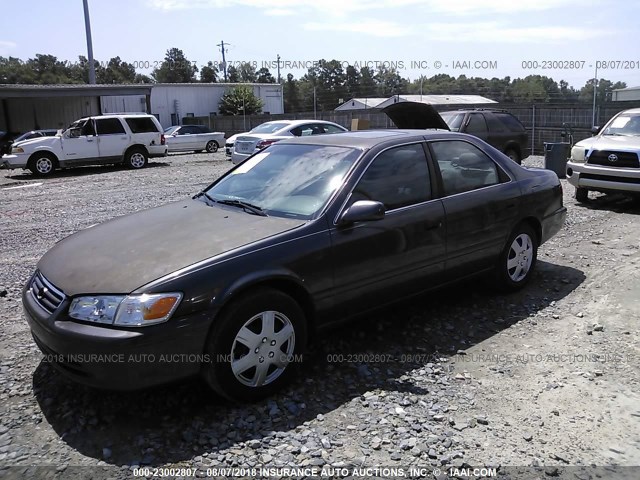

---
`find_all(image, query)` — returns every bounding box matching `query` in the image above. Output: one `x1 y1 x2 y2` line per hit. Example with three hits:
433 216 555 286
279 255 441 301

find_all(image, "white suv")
1 114 168 176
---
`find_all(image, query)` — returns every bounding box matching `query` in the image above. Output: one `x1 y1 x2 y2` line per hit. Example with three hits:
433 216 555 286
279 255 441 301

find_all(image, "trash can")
544 142 571 179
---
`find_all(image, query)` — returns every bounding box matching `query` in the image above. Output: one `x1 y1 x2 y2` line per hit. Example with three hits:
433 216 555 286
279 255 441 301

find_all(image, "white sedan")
231 120 348 164
164 125 225 153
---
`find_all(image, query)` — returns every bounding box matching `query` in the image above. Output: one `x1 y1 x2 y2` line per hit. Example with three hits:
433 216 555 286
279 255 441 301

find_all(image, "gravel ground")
0 153 639 480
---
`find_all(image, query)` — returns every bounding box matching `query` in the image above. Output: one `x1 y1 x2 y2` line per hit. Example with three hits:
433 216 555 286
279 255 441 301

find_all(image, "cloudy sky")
2 0 639 88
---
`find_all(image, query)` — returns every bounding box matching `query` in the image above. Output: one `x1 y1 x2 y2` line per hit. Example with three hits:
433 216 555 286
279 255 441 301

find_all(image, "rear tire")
28 152 57 176
206 141 219 153
202 288 307 402
494 223 538 292
124 148 148 169
575 187 589 203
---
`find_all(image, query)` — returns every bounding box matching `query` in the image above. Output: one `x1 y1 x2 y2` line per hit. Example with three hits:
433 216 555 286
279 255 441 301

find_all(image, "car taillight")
160 134 166 145
256 139 279 150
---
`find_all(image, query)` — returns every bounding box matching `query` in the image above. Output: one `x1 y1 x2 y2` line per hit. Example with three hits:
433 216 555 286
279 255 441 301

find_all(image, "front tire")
28 152 57 176
575 187 589 203
206 141 219 153
203 288 307 402
124 148 148 169
494 223 538 291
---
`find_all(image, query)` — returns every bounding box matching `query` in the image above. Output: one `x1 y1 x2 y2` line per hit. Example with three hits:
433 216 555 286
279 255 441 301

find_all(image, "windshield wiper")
214 199 268 216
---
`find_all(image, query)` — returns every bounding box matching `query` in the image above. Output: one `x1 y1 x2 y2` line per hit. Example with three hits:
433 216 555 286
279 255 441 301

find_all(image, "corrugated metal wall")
100 95 147 114
150 84 284 128
0 96 99 132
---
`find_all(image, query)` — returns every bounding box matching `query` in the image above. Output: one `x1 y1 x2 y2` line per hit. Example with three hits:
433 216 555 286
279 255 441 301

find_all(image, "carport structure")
0 84 152 134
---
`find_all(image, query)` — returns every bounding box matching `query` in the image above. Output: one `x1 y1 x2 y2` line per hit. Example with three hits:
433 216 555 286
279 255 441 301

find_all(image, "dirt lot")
0 153 638 479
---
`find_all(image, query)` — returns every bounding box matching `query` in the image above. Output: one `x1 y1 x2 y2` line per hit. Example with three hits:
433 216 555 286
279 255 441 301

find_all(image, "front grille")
29 271 65 314
587 150 639 168
581 173 640 184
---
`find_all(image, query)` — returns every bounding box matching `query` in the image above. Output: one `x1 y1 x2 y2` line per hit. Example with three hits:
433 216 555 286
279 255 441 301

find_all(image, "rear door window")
125 117 160 133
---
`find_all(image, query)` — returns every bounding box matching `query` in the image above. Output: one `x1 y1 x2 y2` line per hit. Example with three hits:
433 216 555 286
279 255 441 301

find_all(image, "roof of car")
620 108 640 114
264 119 344 127
279 129 460 149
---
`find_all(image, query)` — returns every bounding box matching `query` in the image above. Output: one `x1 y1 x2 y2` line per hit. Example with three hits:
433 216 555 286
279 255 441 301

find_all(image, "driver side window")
351 143 431 210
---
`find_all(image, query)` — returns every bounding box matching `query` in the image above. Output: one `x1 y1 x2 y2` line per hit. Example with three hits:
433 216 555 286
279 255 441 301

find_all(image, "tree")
227 65 240 83
200 61 218 83
344 65 361 98
219 85 263 115
237 63 257 82
579 78 626 104
375 66 407 96
256 67 275 83
152 48 198 83
96 56 136 84
359 67 377 97
284 73 300 113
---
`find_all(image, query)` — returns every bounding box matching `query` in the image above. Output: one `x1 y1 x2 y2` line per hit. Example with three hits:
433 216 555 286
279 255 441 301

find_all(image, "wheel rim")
206 141 217 153
230 310 295 387
35 157 53 174
507 233 533 282
130 152 145 168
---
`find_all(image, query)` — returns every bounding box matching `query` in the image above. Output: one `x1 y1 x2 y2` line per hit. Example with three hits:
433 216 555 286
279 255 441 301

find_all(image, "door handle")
424 221 442 230
86 138 94 142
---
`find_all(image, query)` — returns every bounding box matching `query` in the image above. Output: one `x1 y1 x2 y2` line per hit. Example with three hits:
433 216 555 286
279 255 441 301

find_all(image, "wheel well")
124 144 148 157
28 151 59 167
520 217 542 244
504 144 521 156
222 279 317 336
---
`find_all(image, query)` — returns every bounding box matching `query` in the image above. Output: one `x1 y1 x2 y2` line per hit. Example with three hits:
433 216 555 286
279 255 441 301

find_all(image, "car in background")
231 120 348 164
13 129 60 143
1 114 167 176
225 122 278 157
164 125 225 154
566 108 640 202
440 108 529 164
23 124 566 401
0 131 18 156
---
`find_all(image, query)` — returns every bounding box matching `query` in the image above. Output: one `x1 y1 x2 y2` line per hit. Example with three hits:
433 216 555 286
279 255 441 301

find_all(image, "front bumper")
23 277 213 391
1 154 28 169
566 161 640 193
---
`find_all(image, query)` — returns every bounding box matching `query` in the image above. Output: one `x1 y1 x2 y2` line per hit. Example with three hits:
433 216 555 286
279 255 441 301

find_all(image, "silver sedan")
164 125 226 153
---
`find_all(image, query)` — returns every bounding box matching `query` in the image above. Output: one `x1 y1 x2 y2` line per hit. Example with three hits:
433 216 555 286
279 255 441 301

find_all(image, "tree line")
0 49 627 115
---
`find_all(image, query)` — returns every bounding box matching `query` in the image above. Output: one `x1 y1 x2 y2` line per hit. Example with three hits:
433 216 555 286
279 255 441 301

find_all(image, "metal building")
0 83 284 134
611 86 640 102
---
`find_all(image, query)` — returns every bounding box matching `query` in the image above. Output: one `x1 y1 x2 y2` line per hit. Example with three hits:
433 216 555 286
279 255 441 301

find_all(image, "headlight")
11 146 24 154
69 293 182 327
570 145 588 163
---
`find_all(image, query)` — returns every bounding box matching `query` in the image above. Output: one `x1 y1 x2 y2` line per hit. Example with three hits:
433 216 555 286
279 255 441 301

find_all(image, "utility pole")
591 65 598 128
313 86 317 119
82 0 96 84
217 40 229 82
276 54 281 84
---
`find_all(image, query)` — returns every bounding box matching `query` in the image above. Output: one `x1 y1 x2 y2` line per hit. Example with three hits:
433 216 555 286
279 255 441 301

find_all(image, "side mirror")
339 200 385 226
591 126 600 135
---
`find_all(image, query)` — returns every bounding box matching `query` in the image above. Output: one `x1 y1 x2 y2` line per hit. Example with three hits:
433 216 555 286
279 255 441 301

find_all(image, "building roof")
612 85 640 92
335 98 388 110
377 94 497 109
0 83 153 98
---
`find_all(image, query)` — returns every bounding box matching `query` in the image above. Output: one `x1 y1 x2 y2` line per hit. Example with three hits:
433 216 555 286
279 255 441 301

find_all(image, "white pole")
591 65 598 127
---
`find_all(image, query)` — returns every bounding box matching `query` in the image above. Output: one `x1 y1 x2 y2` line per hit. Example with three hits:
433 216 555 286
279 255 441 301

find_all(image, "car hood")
38 199 305 296
382 102 450 130
575 134 640 151
13 136 60 150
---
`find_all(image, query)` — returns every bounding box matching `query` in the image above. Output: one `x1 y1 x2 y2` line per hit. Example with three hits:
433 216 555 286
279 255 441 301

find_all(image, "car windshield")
602 114 640 136
164 126 180 134
441 113 465 132
249 122 290 134
203 144 361 219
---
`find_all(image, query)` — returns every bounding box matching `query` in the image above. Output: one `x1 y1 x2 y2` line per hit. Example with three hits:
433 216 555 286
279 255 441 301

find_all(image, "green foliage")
152 48 198 83
256 67 275 83
200 61 218 83
219 85 263 115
